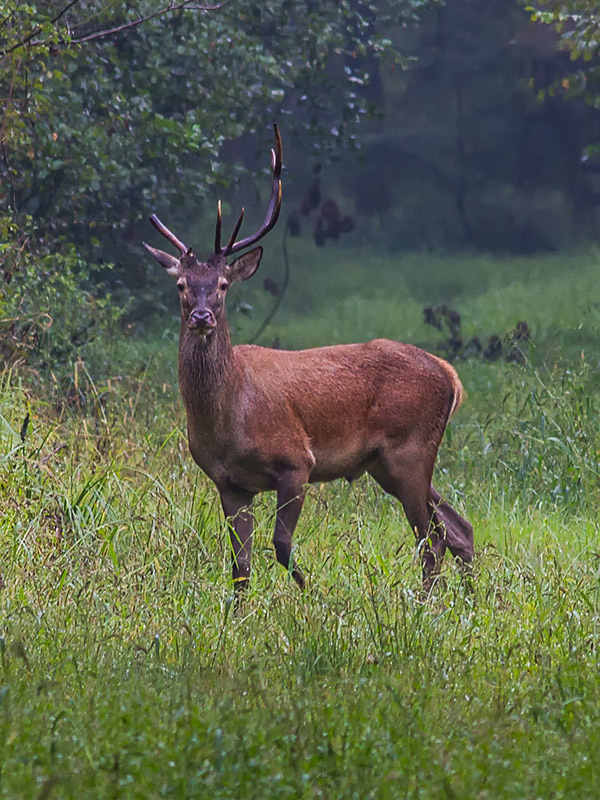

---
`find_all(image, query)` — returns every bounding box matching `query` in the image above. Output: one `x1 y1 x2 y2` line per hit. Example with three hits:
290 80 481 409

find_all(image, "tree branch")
1 0 82 56
71 0 232 44
248 221 291 346
0 0 231 55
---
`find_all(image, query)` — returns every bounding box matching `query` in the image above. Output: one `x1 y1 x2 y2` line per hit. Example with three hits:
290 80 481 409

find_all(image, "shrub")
0 212 125 380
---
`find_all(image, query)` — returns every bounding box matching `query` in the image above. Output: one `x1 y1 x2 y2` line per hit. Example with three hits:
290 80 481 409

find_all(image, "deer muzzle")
188 309 217 335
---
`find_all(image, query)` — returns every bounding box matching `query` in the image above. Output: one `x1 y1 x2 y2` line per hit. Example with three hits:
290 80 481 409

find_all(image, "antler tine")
150 214 188 255
215 199 223 253
225 207 245 253
224 123 283 256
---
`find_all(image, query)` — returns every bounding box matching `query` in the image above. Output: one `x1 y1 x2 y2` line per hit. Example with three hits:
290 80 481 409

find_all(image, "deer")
143 125 474 597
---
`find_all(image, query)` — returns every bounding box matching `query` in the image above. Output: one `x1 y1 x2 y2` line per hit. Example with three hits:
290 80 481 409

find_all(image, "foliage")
526 1 600 64
525 1 600 126
0 211 123 376
0 0 431 246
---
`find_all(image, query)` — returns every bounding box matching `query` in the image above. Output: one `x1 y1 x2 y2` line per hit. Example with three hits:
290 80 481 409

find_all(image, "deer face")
143 245 263 337
143 125 281 336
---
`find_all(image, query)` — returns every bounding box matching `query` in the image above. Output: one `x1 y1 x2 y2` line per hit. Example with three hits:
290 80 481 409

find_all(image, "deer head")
143 124 283 338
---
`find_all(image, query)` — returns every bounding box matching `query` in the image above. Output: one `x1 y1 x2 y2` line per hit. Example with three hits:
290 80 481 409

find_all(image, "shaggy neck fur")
178 315 235 417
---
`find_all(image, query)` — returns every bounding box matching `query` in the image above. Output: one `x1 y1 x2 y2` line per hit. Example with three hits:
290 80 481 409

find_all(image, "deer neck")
178 314 237 417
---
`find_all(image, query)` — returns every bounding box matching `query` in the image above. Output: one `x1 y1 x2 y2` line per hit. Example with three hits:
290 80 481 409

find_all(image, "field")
1 242 600 798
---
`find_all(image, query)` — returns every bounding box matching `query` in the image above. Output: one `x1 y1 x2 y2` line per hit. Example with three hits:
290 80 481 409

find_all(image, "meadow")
1 240 600 798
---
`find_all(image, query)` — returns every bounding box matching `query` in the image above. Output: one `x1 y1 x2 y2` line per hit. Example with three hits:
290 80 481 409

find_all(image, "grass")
1 244 600 797
234 237 600 358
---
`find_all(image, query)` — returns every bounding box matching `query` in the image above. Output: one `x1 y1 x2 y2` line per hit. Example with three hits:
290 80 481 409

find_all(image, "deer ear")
142 242 181 276
227 246 263 283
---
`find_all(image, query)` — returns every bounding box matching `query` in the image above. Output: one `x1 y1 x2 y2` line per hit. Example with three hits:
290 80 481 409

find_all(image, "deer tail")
447 365 464 421
432 355 464 426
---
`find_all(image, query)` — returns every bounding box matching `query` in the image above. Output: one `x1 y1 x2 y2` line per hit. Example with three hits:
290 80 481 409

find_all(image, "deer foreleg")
273 472 307 589
220 487 256 594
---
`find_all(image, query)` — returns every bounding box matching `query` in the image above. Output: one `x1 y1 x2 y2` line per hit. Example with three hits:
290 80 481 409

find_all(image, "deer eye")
177 282 185 293
218 279 229 292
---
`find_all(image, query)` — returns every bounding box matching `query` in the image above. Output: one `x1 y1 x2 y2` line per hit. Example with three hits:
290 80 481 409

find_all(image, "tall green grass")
1 247 600 797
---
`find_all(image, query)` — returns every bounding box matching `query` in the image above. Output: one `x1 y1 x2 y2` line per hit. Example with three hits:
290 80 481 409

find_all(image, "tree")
1 0 432 245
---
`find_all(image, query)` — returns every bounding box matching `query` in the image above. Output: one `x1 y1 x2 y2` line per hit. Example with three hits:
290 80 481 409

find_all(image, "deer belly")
309 442 376 484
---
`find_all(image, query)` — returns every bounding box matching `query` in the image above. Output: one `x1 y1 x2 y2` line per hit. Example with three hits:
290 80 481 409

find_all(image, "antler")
149 213 189 256
216 123 283 257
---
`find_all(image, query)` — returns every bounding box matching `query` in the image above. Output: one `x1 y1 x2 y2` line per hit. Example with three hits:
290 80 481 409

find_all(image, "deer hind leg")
220 486 256 597
428 485 474 565
369 444 446 583
273 469 309 589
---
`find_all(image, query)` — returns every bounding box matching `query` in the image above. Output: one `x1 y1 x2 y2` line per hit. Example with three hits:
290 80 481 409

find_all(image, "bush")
0 213 125 380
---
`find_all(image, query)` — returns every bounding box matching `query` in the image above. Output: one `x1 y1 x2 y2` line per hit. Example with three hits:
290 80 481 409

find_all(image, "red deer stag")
143 125 474 595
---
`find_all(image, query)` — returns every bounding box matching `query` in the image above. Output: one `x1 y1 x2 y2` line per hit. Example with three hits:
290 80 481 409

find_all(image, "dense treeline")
1 1 420 242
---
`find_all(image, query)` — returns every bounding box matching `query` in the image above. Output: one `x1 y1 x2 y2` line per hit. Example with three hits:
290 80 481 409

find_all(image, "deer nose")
188 309 216 332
